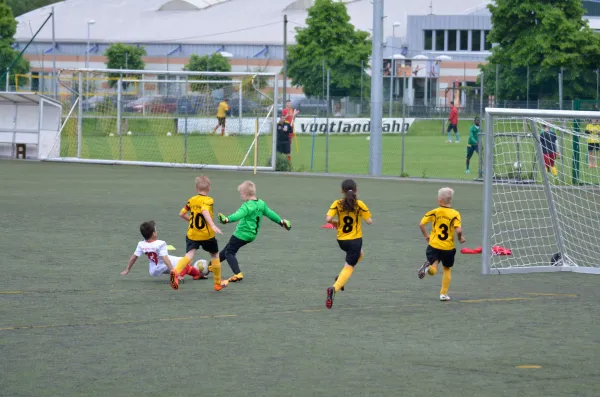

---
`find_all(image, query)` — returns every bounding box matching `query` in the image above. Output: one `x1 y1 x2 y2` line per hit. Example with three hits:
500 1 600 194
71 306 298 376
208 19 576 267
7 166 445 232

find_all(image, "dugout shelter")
0 92 62 160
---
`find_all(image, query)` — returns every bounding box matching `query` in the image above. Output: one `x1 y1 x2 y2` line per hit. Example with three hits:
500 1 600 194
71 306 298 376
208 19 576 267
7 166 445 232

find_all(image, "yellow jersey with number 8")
420 206 462 250
326 199 371 240
181 194 215 241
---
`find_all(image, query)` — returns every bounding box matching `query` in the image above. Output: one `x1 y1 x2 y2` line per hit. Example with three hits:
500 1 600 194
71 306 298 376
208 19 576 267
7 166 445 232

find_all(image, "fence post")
184 75 188 163
117 73 123 160
325 69 330 173
77 72 83 158
5 68 9 91
401 102 406 175
558 68 563 110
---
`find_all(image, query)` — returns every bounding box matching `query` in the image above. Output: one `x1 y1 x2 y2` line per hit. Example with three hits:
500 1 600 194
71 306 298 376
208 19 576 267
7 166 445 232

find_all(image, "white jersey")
134 239 181 277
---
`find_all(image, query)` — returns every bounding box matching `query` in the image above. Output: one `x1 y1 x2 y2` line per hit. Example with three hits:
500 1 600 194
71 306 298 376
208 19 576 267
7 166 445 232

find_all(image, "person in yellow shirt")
417 187 466 301
585 121 599 168
212 98 230 136
324 179 372 309
170 176 228 292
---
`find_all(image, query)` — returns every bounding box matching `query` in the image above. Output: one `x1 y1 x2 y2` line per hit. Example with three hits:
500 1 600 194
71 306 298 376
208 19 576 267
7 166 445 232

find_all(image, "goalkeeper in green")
218 180 291 282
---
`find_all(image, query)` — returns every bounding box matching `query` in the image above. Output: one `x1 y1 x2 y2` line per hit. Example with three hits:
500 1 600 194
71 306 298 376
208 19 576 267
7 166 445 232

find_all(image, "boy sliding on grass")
417 187 465 301
218 181 291 282
121 221 207 281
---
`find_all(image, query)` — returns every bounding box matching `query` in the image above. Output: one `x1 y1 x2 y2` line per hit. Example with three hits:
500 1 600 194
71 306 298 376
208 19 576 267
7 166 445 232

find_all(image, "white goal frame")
45 68 279 173
483 108 600 275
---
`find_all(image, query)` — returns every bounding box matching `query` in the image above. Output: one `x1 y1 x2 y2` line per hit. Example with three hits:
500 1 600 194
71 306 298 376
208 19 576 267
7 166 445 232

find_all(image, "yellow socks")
428 265 437 276
551 166 558 176
333 266 354 292
175 256 191 275
440 266 452 295
211 258 222 285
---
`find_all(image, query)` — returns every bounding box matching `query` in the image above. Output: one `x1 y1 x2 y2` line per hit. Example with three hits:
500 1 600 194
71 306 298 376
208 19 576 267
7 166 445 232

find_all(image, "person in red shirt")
447 100 460 143
281 100 299 161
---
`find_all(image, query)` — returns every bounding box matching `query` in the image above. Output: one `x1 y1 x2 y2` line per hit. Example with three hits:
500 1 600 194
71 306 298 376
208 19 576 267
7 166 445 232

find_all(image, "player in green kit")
218 180 291 282
465 116 481 174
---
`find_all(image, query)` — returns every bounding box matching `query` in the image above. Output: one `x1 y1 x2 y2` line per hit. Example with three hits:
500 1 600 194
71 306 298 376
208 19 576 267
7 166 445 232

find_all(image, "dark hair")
341 179 357 212
140 221 156 240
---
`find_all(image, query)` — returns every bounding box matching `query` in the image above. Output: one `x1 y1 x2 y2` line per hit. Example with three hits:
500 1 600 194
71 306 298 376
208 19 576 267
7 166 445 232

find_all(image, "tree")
481 0 600 101
287 0 371 98
0 0 29 86
6 0 61 17
184 53 232 92
104 43 146 89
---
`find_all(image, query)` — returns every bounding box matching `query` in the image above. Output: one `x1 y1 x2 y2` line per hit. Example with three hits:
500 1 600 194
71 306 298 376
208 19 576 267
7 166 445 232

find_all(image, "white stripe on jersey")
134 239 175 276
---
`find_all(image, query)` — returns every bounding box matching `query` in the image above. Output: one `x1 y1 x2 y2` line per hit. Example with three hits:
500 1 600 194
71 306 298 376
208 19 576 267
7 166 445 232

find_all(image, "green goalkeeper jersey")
468 124 480 146
227 199 282 242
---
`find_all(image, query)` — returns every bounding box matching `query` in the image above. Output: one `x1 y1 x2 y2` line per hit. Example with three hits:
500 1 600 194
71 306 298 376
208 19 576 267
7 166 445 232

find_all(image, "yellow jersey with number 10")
420 206 462 250
181 194 215 241
326 199 371 240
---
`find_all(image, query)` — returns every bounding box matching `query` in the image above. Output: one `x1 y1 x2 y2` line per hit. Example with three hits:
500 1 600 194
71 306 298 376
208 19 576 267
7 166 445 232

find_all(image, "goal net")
46 68 278 171
483 108 600 275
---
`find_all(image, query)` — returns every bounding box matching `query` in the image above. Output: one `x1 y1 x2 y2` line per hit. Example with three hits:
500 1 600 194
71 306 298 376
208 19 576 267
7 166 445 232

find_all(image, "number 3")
438 224 449 241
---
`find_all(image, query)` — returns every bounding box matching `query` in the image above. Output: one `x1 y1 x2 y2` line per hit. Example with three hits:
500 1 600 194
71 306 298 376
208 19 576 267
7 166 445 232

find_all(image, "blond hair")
238 180 256 197
195 175 211 192
438 187 454 205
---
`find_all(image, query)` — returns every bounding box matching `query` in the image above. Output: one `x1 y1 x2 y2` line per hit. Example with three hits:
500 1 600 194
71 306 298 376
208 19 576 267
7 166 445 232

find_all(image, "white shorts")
149 255 182 277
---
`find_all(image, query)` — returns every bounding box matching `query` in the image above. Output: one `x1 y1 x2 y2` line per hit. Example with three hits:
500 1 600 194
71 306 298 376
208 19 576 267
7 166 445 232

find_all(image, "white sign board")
178 117 416 135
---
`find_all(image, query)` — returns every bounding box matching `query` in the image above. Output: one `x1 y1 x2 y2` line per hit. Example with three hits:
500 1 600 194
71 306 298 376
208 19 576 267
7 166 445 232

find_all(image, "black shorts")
220 235 250 259
337 238 363 266
447 123 458 133
466 144 479 159
426 245 456 268
186 237 219 255
588 143 600 151
276 128 291 154
217 117 226 127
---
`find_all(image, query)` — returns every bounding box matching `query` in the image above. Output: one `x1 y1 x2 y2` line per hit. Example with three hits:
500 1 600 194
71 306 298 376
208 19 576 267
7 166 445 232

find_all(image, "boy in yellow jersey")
212 98 229 136
585 120 599 168
170 176 228 291
324 179 372 309
417 187 466 301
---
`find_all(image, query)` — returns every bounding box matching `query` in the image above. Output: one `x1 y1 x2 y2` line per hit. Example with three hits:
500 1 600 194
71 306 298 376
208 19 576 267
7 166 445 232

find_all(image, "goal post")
45 68 279 172
483 108 600 275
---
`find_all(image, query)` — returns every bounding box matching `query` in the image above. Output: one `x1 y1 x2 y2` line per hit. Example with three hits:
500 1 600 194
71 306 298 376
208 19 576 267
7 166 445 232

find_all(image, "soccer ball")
513 161 521 171
166 132 172 137
193 259 210 276
127 131 132 136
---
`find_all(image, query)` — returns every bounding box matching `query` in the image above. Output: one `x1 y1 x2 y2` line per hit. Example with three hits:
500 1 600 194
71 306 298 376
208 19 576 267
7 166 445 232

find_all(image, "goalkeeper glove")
218 213 229 224
280 219 291 231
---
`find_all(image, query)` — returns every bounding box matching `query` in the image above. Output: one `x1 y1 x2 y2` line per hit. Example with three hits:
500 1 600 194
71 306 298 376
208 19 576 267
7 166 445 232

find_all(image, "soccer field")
1 160 599 397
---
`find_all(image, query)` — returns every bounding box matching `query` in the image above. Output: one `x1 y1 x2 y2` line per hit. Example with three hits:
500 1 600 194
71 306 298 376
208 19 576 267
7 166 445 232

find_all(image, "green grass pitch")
1 160 599 396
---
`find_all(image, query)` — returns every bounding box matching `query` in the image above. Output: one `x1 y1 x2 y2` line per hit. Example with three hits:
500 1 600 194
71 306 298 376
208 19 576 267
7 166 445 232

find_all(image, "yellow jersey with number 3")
327 199 371 240
181 194 215 241
420 206 462 250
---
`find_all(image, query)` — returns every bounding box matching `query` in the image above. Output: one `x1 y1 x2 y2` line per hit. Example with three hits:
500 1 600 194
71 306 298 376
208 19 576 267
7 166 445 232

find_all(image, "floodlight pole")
52 7 57 99
283 14 288 103
369 0 384 176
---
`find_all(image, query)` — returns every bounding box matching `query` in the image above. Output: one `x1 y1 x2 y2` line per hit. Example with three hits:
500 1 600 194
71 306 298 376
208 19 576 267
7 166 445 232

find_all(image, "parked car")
124 96 156 113
146 97 178 114
176 95 212 115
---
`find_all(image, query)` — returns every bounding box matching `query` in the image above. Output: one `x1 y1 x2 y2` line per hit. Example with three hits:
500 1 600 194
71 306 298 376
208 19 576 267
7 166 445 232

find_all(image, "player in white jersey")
121 221 207 280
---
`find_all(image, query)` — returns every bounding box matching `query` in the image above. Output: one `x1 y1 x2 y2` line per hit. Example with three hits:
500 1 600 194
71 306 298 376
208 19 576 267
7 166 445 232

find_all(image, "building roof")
15 0 491 46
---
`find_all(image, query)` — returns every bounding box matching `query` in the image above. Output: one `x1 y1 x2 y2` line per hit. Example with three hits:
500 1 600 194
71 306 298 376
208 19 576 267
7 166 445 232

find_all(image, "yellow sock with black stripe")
175 256 191 275
440 266 451 295
333 266 354 292
211 258 222 285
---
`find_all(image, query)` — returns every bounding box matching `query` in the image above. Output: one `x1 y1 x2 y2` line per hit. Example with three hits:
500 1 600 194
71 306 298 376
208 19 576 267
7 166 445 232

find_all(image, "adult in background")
212 98 229 136
447 100 460 143
276 116 291 160
281 100 299 161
